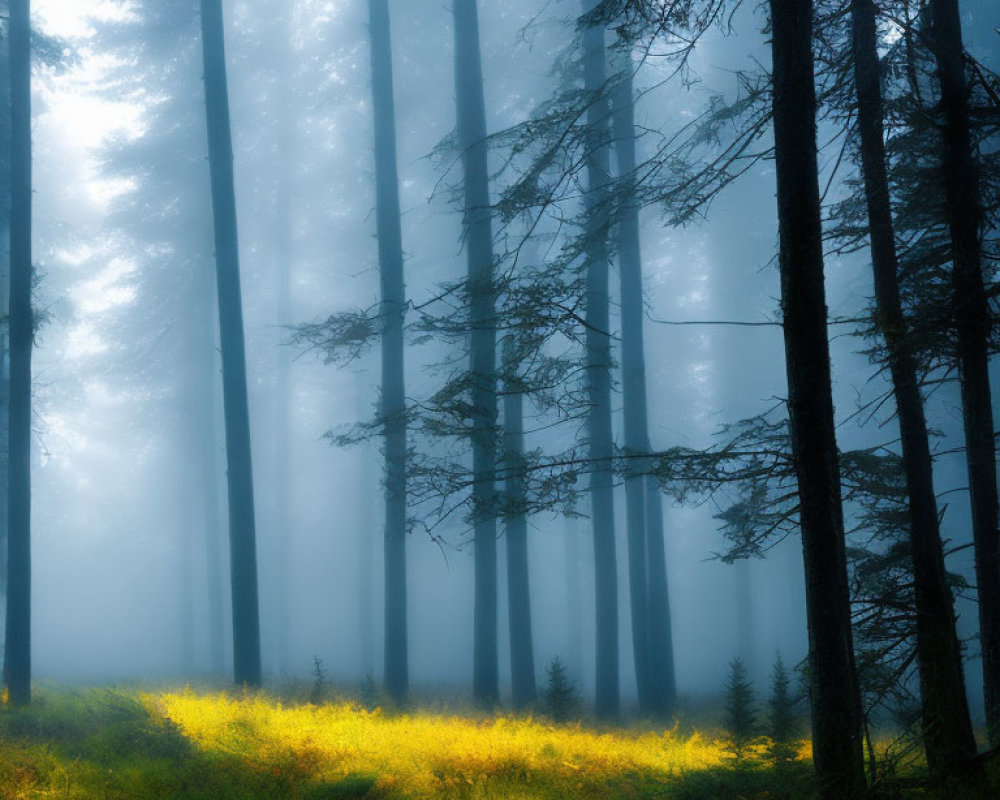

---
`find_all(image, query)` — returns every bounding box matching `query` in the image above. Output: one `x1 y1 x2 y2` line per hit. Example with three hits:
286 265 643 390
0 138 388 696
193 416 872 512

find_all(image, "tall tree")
0 13 11 649
928 0 1000 745
610 45 675 715
767 0 866 794
199 0 261 688
453 0 499 707
581 0 619 720
503 332 536 709
368 0 408 706
849 0 980 778
3 0 30 707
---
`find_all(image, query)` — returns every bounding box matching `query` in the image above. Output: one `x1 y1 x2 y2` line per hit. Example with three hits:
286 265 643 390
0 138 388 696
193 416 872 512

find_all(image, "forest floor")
0 686 994 799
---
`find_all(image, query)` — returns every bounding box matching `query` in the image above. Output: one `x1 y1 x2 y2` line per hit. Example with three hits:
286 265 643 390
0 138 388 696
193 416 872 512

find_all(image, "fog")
3 0 998 723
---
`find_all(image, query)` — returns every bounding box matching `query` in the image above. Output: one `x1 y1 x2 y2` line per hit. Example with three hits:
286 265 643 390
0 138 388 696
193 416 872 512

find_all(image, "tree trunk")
0 22 11 655
4 0 30 707
581 0 619 720
928 0 1000 747
503 336 536 709
368 0 408 706
270 1 296 677
611 49 676 716
851 0 981 781
611 50 650 713
644 476 676 710
768 0 866 794
199 0 262 689
453 0 499 708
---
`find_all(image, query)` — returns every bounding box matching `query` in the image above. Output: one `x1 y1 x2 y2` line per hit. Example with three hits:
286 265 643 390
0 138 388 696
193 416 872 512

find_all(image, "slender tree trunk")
503 336 536 709
270 1 296 677
0 25 11 655
564 515 583 678
356 374 376 679
611 48 677 716
767 0 866 794
193 269 226 676
4 0 30 707
199 0 262 688
611 49 650 713
928 0 1000 747
644 476 676 710
453 0 499 708
581 0 619 720
851 0 981 781
368 0 408 706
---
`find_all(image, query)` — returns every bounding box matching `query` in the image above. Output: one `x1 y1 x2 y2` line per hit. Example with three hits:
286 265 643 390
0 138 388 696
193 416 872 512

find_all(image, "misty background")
8 0 999 718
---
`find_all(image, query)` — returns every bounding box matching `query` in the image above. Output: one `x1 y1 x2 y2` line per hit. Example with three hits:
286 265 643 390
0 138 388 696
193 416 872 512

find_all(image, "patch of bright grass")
8 686 981 799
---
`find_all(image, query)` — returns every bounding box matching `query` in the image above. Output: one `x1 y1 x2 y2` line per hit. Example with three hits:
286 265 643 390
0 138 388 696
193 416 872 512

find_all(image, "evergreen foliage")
724 657 756 761
543 656 579 723
766 654 799 766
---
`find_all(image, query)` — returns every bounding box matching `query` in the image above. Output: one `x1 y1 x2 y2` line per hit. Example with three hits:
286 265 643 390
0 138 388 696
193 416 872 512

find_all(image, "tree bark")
453 0 499 708
4 0 30 707
199 0 262 689
581 0 619 720
928 0 1000 747
768 0 866 794
851 0 981 780
368 0 408 706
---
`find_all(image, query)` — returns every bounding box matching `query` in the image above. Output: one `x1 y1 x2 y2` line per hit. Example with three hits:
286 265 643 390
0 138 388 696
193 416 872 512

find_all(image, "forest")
0 0 998 798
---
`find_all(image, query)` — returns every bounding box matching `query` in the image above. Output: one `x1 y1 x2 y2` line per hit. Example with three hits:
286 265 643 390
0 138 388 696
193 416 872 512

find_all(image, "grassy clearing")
0 686 987 799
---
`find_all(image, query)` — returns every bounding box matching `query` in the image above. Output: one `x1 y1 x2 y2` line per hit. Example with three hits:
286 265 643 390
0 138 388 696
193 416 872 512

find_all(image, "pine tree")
543 656 579 723
724 657 757 761
767 654 799 766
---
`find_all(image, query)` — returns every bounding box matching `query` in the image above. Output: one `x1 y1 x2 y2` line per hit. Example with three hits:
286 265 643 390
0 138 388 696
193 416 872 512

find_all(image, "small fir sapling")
310 655 327 705
543 656 579 722
724 657 757 761
766 653 800 765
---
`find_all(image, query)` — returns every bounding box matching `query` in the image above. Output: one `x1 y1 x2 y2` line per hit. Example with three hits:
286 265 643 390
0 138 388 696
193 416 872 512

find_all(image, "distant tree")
453 0 499 708
502 331 537 710
610 41 681 718
767 0 866 793
766 654 799 766
543 656 579 722
367 0 409 706
724 657 757 762
581 0 619 721
3 0 30 706
199 0 261 688
0 10 11 644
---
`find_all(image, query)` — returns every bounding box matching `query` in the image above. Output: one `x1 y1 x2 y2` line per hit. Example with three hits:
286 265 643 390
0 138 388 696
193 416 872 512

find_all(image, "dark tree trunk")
453 0 499 708
851 0 981 780
581 0 619 720
767 0 866 794
368 0 408 706
503 336 536 709
928 0 1000 747
4 0 30 707
199 0 262 689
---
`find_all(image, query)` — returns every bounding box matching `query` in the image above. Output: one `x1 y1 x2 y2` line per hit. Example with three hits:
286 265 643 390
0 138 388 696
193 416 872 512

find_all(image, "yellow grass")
156 689 744 797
